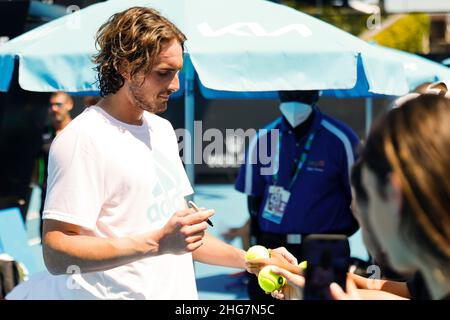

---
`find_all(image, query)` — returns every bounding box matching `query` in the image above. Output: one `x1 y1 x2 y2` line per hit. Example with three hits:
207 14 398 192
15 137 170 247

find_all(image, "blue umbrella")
370 44 450 91
0 0 409 96
359 44 450 134
0 0 416 183
196 42 450 135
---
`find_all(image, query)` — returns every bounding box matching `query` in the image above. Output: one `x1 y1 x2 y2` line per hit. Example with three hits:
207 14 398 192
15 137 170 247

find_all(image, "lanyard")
272 131 316 190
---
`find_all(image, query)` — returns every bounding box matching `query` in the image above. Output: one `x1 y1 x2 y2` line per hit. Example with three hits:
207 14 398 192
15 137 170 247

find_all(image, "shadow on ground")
196 272 249 300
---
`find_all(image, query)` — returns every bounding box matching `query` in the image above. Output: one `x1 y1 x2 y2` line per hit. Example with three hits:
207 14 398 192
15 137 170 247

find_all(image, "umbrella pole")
365 97 373 136
184 55 195 196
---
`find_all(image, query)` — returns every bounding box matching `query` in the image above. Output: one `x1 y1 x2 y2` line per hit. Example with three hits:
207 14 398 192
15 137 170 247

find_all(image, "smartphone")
302 234 350 300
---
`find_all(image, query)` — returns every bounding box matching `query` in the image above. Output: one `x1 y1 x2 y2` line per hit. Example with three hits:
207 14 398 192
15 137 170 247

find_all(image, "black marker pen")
188 200 214 227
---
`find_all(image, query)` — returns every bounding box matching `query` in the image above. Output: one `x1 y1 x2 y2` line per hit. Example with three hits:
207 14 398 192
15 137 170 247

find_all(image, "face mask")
279 102 313 128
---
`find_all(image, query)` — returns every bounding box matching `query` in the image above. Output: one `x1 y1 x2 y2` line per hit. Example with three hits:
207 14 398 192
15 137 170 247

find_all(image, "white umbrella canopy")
2 0 429 184
0 0 410 96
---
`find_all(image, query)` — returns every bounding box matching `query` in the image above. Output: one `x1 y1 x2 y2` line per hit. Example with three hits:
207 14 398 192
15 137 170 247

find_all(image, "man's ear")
118 60 131 81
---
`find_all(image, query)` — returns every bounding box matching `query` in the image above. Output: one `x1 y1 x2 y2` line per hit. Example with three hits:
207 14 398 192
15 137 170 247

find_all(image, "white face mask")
279 102 313 128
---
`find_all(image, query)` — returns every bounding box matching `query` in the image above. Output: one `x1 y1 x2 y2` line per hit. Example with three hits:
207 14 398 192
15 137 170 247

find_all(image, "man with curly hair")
7 7 295 300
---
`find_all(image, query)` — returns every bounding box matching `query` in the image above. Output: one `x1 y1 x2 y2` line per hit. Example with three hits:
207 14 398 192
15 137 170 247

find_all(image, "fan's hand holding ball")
258 265 286 293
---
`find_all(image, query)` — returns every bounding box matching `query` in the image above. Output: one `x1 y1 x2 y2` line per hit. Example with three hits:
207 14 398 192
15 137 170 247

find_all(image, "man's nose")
168 73 180 93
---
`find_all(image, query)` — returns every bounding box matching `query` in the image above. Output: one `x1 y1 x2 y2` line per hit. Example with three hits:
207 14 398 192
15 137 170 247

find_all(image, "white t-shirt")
7 106 196 300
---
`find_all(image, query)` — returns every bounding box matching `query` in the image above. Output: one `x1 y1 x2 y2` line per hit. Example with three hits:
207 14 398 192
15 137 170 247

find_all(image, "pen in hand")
188 201 214 227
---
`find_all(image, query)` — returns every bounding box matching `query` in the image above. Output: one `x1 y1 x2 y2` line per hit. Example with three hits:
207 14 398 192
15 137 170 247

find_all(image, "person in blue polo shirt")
233 90 360 299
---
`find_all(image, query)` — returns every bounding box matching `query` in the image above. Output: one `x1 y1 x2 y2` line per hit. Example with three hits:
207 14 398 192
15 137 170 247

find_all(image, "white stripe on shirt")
245 119 281 195
321 119 354 175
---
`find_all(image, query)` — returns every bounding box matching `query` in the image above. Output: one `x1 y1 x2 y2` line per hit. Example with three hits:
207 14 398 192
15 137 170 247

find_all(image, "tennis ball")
298 260 307 269
258 265 286 293
245 245 270 261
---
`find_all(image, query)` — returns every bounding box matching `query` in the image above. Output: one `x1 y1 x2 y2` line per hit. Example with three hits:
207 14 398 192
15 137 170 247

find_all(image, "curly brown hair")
93 7 186 97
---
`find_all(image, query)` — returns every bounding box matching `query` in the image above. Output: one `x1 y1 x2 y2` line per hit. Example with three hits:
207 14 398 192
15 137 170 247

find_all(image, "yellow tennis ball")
245 245 270 261
258 265 286 293
298 260 307 269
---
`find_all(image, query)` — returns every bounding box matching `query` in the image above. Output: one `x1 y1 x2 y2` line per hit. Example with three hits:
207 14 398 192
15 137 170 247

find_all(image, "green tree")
281 1 430 53
370 14 430 53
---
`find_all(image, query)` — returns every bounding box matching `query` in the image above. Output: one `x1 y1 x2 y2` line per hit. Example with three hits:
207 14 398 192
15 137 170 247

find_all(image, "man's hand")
155 208 215 255
222 219 250 241
270 247 298 265
42 209 214 275
222 226 246 242
246 246 299 275
270 266 305 300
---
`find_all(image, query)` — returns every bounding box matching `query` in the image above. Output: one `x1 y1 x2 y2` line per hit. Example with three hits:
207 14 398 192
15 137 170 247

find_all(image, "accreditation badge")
262 185 291 224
